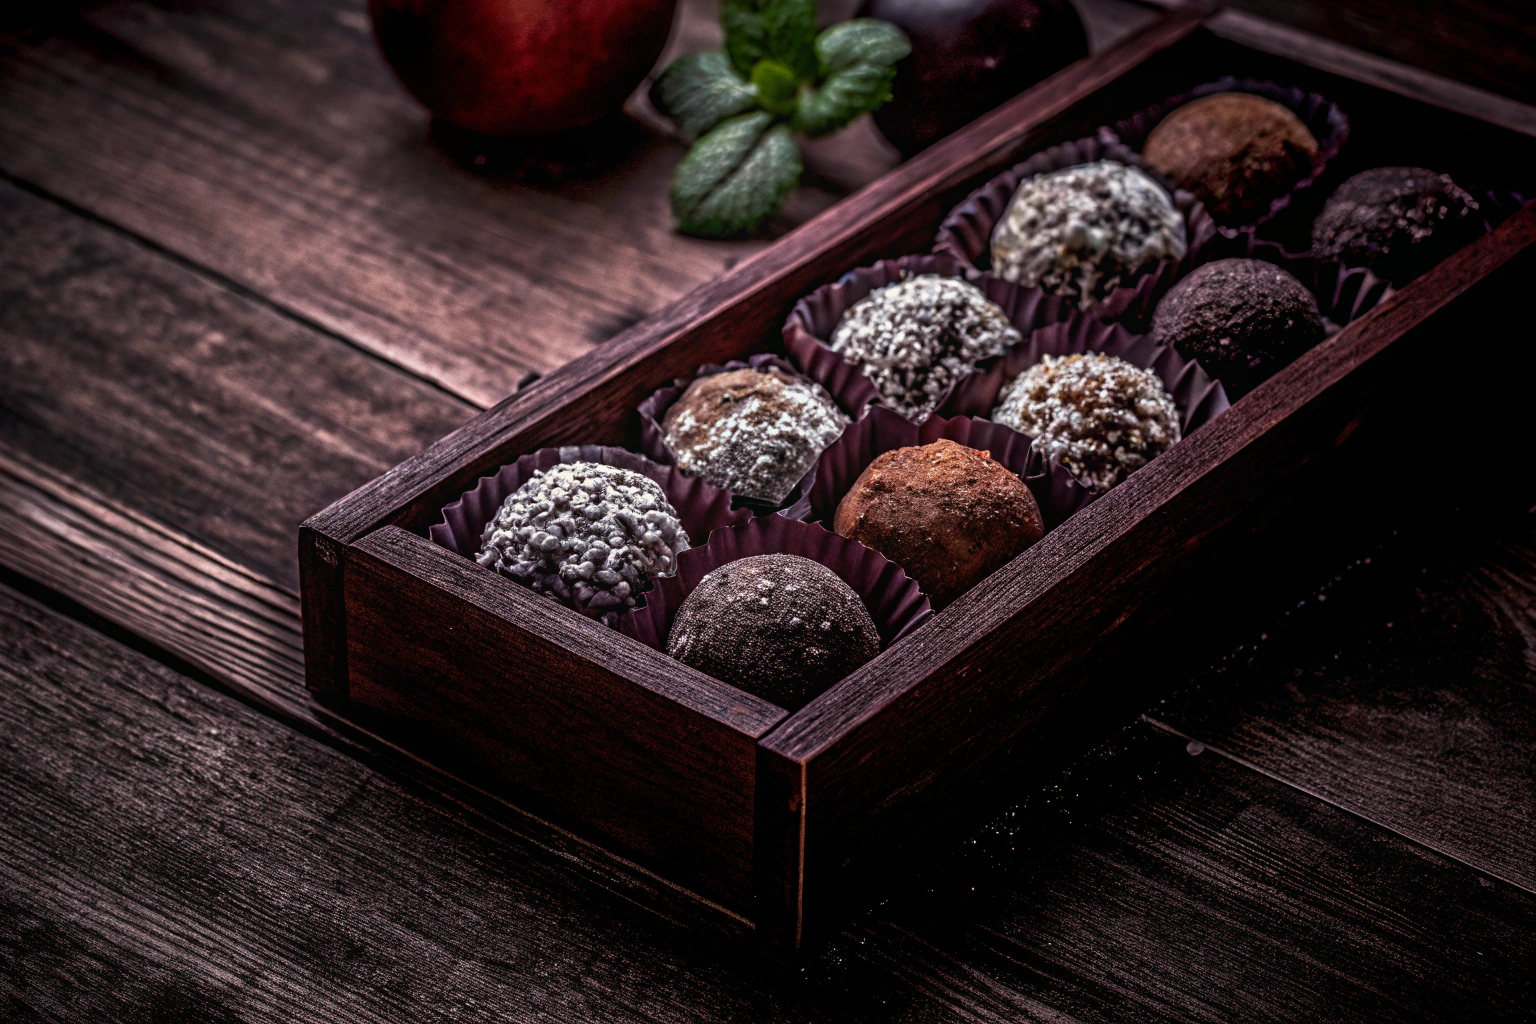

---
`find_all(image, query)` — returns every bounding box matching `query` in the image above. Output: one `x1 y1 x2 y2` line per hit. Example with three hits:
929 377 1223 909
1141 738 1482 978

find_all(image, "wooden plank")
0 178 474 594
345 526 784 913
848 725 1536 1024
1154 513 1536 896
756 207 1536 943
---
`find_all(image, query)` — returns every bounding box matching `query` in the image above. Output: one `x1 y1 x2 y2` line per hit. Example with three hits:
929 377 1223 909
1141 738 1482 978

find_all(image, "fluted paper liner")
1111 77 1350 238
930 130 1219 329
636 353 846 515
615 515 933 663
783 254 1083 423
785 406 1093 553
430 445 751 622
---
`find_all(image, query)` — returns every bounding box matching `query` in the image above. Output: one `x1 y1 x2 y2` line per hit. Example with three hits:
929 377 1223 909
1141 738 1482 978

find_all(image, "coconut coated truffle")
831 274 1021 422
990 160 1187 306
662 367 848 505
1143 92 1319 226
993 352 1179 492
478 462 688 611
833 438 1043 607
1150 258 1323 393
666 553 879 709
1311 166 1480 286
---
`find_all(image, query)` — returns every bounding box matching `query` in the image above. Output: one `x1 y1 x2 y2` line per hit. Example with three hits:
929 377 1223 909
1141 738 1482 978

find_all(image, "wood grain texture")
1156 516 1536 896
0 178 473 594
852 725 1536 1024
345 527 784 913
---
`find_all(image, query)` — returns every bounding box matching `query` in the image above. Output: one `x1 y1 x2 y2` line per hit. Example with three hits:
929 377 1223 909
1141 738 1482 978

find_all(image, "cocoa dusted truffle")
832 274 1021 422
666 554 879 709
1150 258 1323 392
833 438 1043 607
662 367 849 504
478 462 687 611
993 352 1180 492
1143 92 1319 226
991 161 1187 306
1311 166 1480 286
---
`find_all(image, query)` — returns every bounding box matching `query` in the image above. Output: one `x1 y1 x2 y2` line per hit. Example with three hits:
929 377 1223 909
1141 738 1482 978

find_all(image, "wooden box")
299 6 1536 950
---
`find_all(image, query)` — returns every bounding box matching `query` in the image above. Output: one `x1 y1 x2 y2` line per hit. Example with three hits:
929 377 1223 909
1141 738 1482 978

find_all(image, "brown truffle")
1143 92 1319 227
832 438 1043 607
666 554 879 709
661 367 848 504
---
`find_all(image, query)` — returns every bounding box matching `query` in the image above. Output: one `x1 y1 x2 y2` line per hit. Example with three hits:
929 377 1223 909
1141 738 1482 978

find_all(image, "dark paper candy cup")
939 315 1231 461
430 445 751 623
615 514 933 661
783 254 1086 423
1111 77 1350 239
785 405 1093 544
930 130 1219 329
635 353 846 514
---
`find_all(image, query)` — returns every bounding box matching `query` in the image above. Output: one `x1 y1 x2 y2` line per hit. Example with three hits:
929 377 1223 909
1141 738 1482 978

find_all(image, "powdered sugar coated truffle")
992 352 1180 491
831 274 1021 421
991 161 1186 305
662 368 849 504
477 462 688 610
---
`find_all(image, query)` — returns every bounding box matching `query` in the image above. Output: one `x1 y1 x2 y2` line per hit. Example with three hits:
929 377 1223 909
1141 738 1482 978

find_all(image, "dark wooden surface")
4 0 1536 1018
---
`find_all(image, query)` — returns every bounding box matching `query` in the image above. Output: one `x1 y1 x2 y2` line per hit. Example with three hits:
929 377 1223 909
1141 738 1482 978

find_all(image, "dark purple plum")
860 0 1088 156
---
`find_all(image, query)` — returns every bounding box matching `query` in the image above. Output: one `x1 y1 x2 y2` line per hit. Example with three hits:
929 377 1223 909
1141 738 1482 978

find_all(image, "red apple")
369 0 679 137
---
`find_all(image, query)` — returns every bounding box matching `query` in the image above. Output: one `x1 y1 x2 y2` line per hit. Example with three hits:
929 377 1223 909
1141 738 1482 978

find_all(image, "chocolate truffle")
991 160 1187 306
832 274 1021 421
833 438 1043 607
993 352 1179 492
1311 166 1480 285
478 462 688 610
1143 92 1319 226
666 553 879 709
661 367 849 504
1150 257 1323 392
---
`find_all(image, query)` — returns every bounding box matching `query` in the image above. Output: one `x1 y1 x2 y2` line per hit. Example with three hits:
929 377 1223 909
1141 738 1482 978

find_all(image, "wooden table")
2 1 1533 1019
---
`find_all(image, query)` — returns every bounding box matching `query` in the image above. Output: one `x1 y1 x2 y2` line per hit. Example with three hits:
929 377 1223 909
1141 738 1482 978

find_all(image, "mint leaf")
751 59 798 115
671 112 802 238
650 52 760 141
722 0 817 81
815 19 911 77
792 20 910 137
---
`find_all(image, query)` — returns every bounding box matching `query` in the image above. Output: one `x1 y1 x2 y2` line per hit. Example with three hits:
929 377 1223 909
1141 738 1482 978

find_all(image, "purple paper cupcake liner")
1111 77 1350 238
785 406 1093 544
938 315 1231 461
930 129 1220 330
783 254 1087 424
615 514 933 660
635 353 848 515
430 445 752 623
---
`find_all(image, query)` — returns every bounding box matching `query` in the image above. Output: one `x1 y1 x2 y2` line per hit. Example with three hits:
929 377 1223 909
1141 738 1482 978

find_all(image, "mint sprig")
649 1 910 238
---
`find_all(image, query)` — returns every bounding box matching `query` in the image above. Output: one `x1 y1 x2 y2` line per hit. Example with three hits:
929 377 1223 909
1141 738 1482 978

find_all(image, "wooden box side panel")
758 210 1536 945
345 527 785 912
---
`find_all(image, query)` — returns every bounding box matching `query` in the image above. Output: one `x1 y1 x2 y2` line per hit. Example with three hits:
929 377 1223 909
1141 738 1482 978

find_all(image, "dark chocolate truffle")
666 553 879 709
1311 166 1480 286
1151 258 1323 393
1143 92 1319 227
991 161 1187 305
478 462 687 611
661 367 848 504
833 438 1043 607
992 352 1180 492
832 275 1021 422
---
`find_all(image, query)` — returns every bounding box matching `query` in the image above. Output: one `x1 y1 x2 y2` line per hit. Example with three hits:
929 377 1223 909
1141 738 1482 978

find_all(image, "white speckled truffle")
662 368 848 504
477 462 688 610
992 352 1180 491
831 274 1021 421
991 161 1186 306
